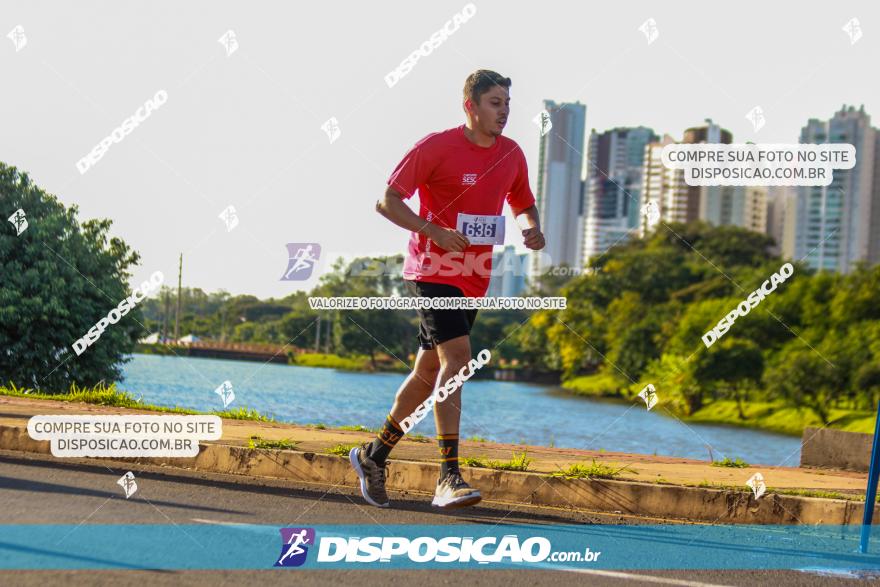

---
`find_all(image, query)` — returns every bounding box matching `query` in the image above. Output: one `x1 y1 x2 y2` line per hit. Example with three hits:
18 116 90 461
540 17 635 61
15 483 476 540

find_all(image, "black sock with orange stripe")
438 434 460 478
368 414 404 464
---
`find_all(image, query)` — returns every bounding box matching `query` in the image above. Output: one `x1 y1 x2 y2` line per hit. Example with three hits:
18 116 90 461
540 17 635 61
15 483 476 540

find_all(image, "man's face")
466 85 510 136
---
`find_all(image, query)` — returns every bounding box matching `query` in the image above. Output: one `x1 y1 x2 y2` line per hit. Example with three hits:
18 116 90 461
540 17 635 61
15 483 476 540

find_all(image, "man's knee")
437 336 472 371
414 364 440 387
413 349 441 385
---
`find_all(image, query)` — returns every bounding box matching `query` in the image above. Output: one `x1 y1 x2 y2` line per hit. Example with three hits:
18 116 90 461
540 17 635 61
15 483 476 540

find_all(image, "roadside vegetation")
0 382 276 421
248 435 299 450
548 460 632 480
461 451 531 471
325 443 360 457
711 457 750 468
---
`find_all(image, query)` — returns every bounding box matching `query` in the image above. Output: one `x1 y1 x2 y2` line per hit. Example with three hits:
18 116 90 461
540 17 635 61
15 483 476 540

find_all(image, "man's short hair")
463 70 511 105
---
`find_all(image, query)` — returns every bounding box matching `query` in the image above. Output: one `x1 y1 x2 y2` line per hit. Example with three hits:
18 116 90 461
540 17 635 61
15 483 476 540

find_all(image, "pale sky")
2 0 877 298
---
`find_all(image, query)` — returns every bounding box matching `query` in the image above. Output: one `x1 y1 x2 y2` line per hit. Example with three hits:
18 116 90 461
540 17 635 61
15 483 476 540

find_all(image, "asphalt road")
0 449 877 586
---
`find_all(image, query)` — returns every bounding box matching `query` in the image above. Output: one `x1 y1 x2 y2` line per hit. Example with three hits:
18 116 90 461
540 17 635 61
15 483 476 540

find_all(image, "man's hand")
522 227 545 250
425 223 470 252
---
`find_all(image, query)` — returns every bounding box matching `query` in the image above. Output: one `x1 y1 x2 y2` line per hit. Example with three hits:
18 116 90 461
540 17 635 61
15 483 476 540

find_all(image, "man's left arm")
512 204 545 250
506 146 544 250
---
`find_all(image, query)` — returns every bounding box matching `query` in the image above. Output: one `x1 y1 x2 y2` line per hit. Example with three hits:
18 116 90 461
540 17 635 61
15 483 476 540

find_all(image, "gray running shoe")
349 443 390 507
432 470 482 509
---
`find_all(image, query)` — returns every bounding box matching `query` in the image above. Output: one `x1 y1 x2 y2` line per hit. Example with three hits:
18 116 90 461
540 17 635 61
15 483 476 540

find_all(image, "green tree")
469 309 527 363
694 338 764 419
856 362 880 411
0 164 142 391
764 345 838 424
639 353 703 415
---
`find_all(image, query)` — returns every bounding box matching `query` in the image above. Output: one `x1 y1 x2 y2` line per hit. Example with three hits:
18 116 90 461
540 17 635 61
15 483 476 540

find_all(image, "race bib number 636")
456 213 505 245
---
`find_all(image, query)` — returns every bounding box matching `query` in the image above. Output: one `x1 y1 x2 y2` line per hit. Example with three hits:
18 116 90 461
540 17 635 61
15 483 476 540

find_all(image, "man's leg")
369 347 441 462
431 334 482 509
350 347 440 507
433 334 469 472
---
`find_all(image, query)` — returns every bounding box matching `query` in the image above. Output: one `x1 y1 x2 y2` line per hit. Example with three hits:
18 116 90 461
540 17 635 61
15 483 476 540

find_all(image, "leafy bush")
1 163 142 391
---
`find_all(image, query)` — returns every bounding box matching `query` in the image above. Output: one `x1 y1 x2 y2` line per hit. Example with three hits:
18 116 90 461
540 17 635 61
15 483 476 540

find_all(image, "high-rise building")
871 131 880 265
742 186 768 234
486 245 528 297
530 100 586 279
640 134 679 235
700 185 767 233
766 186 795 256
794 105 878 272
580 126 658 265
641 120 734 236
684 120 734 227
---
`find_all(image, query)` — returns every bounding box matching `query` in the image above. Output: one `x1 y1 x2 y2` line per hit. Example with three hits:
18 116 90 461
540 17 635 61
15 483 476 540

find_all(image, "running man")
277 529 310 565
284 244 318 279
349 70 545 509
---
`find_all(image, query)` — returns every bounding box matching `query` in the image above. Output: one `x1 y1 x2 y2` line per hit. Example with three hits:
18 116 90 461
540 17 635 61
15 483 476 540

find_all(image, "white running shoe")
431 471 482 509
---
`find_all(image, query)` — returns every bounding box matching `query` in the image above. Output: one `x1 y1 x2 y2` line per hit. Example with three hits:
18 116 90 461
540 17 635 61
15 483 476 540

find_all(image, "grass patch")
325 443 359 457
338 425 376 432
461 451 531 472
290 353 369 371
548 459 630 480
248 436 299 450
771 488 856 501
460 456 489 467
308 423 328 430
692 479 734 490
0 383 275 422
215 407 276 422
467 435 488 442
685 400 876 437
408 433 430 443
711 457 750 468
562 372 626 399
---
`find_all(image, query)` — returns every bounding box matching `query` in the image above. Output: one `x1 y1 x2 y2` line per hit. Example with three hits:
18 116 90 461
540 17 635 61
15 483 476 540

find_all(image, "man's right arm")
375 186 470 253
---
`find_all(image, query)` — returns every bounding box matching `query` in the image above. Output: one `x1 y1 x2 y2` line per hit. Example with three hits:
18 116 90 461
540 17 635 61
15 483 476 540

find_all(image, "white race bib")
456 213 505 245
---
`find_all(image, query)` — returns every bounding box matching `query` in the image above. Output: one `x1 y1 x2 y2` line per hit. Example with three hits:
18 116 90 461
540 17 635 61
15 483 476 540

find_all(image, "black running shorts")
404 280 478 350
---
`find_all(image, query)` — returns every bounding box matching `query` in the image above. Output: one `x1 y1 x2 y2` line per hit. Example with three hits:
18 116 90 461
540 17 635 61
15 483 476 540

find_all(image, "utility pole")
314 314 321 352
174 253 182 341
324 314 332 353
162 290 170 343
220 302 227 343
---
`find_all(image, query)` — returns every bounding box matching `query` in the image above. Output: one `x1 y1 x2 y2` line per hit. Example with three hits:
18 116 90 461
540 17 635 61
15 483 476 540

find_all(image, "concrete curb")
2 423 875 525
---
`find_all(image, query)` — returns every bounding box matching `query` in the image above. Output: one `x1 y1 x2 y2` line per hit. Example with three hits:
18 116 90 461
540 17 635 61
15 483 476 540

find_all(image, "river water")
121 354 801 465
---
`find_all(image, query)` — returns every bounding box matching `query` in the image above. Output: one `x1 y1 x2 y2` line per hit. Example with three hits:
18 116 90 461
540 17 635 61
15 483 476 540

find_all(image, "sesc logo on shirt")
461 173 478 185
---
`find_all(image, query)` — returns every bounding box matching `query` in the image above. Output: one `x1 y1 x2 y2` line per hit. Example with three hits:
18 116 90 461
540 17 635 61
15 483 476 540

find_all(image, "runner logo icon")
8 208 27 236
275 527 316 567
282 243 321 281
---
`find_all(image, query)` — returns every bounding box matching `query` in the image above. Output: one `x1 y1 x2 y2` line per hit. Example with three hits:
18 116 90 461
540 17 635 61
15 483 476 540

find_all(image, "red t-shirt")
386 124 535 298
